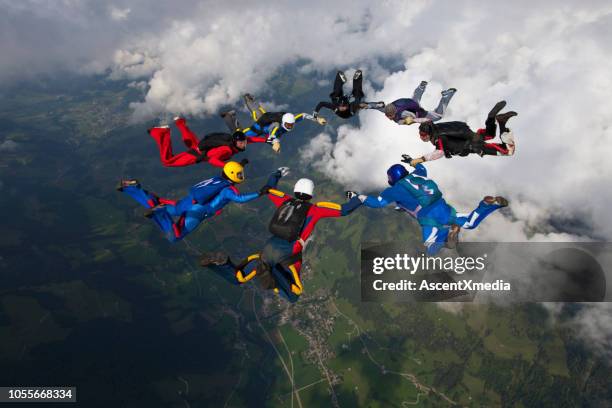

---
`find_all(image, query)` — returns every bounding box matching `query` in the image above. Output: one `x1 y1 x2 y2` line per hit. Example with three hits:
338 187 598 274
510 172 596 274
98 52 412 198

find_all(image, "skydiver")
313 70 384 121
379 81 457 125
200 167 363 303
346 158 507 255
407 101 517 165
148 114 267 169
117 161 267 242
241 94 323 153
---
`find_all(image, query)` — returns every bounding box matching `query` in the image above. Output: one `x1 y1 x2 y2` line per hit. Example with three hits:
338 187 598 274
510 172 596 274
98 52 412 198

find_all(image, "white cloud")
2 0 612 359
109 6 131 21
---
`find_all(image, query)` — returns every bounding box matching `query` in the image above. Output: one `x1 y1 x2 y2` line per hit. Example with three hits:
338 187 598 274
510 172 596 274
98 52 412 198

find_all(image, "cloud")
109 6 131 21
2 0 612 359
301 2 612 245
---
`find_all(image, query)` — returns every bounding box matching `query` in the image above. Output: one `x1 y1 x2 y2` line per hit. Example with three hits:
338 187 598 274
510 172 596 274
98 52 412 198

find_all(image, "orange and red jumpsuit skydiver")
148 117 267 168
209 171 363 303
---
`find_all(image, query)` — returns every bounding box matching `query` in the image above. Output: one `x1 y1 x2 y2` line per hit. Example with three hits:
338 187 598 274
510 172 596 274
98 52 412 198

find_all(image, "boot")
200 252 230 267
496 111 517 133
220 109 236 118
353 70 362 80
441 87 457 97
487 101 507 119
116 179 139 192
243 93 255 105
483 196 509 207
338 70 347 83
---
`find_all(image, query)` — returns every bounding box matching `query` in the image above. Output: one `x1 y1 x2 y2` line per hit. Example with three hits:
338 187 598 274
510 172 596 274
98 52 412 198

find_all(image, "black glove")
240 158 249 166
259 185 271 195
401 154 412 164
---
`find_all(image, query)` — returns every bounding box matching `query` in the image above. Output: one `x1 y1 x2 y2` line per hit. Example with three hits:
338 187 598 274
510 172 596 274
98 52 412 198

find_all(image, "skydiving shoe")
441 88 457 97
353 70 362 80
147 125 170 137
496 111 517 133
243 93 255 105
338 70 347 83
200 252 230 267
173 116 185 127
419 80 428 88
143 204 165 219
116 179 139 192
446 224 461 249
487 101 507 119
220 109 236 118
483 196 509 207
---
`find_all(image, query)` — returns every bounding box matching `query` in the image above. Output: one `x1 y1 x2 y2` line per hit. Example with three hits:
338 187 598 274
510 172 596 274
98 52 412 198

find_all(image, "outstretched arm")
340 196 363 215
264 167 290 190
348 187 395 209
422 150 445 162
314 101 335 114
363 195 391 208
208 188 260 208
246 135 268 143
205 146 233 168
297 111 325 125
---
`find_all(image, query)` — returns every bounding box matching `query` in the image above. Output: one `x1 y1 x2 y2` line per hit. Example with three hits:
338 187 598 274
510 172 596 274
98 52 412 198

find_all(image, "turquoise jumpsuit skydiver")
120 176 260 242
208 171 363 303
362 164 503 255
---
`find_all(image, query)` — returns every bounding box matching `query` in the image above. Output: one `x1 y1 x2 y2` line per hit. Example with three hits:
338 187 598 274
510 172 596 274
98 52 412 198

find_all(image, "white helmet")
294 178 314 198
281 113 295 131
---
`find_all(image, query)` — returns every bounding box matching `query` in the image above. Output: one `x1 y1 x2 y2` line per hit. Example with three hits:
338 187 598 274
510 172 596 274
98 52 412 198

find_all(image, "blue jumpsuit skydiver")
118 176 260 242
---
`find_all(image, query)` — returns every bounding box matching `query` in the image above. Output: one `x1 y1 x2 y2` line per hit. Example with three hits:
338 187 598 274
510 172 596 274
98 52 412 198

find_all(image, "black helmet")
232 131 246 143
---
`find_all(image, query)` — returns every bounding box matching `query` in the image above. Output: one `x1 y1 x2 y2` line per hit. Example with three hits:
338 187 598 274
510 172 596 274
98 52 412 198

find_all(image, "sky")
2 0 611 356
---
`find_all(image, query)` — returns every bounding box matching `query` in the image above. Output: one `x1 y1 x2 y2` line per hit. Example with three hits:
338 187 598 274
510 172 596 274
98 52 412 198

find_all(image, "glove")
401 154 413 164
276 166 290 177
239 158 249 166
316 116 327 125
259 185 271 195
345 191 359 200
272 140 281 153
401 117 415 125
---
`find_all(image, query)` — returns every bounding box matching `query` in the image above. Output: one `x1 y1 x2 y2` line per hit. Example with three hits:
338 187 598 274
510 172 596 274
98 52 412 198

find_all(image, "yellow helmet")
222 161 245 183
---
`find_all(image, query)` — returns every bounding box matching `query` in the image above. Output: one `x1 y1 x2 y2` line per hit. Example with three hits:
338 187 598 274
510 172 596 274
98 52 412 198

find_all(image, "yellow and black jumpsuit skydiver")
206 171 363 303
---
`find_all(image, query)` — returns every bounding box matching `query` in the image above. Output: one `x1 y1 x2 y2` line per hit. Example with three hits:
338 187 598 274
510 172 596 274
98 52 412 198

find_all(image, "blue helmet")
387 164 409 186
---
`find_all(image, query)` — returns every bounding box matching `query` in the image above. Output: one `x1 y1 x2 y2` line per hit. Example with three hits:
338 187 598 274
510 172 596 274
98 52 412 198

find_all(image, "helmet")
222 161 245 183
387 164 409 186
384 104 397 118
232 130 246 143
294 178 314 200
281 113 295 131
232 131 247 151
